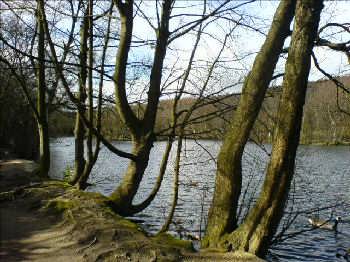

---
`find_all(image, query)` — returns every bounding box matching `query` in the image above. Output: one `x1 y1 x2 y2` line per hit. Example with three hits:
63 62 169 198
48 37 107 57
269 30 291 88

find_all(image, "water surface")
50 138 350 261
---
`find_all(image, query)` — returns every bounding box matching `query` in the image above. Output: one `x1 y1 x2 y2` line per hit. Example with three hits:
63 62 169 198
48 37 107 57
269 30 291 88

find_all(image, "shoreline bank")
0 159 264 262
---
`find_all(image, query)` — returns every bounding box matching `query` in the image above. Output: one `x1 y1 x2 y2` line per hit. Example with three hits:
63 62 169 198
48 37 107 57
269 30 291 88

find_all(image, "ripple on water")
50 138 350 262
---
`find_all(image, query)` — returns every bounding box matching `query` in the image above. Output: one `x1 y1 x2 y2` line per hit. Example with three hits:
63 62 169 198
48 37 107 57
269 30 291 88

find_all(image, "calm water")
50 137 350 261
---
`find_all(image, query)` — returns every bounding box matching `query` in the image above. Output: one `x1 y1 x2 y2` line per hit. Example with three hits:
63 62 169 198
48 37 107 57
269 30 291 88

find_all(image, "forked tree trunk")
36 0 110 187
130 137 174 213
203 0 296 248
109 135 154 215
222 0 323 257
109 0 172 215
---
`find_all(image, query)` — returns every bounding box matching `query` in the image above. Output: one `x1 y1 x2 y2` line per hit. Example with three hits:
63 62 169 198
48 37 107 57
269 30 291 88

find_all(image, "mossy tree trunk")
203 0 296 248
70 7 89 185
77 0 98 189
129 11 205 216
109 135 155 214
130 137 174 213
221 0 323 257
38 0 128 186
70 0 105 189
71 1 113 189
36 7 50 178
109 0 172 216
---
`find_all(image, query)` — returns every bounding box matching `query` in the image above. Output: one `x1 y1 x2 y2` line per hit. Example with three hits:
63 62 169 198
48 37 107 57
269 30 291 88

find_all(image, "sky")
120 0 350 97
1 0 349 98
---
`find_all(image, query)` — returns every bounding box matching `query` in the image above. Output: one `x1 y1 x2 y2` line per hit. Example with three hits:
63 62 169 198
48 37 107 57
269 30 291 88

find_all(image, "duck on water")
308 216 341 230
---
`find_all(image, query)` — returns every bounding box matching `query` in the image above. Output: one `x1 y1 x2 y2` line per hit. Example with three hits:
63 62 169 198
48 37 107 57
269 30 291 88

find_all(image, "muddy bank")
0 160 264 261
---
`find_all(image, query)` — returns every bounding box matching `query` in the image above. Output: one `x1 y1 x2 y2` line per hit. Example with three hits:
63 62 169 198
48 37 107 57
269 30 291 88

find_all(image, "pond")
50 137 350 262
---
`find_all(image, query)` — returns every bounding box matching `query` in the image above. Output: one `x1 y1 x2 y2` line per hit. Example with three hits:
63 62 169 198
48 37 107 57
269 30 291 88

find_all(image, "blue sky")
2 0 348 97
121 0 350 96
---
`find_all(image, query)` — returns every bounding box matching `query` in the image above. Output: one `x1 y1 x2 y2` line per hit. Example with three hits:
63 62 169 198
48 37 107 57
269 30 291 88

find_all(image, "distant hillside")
253 75 350 144
303 75 350 144
49 75 350 145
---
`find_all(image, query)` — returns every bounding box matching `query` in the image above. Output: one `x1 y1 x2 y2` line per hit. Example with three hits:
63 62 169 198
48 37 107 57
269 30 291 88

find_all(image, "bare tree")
203 0 296 248
0 1 50 177
204 0 324 258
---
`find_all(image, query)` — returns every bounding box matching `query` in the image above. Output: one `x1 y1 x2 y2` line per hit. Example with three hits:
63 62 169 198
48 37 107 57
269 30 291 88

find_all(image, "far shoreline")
50 136 350 147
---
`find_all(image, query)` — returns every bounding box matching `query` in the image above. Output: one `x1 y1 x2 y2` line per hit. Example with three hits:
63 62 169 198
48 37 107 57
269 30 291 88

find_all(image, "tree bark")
70 8 88 185
37 118 50 177
131 137 174 213
86 0 94 163
109 0 172 215
37 0 135 162
77 0 96 189
36 6 50 178
109 136 154 215
203 0 296 248
223 0 323 257
158 135 182 233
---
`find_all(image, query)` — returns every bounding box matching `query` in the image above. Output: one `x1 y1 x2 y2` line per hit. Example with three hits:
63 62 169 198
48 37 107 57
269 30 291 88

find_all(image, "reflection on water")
50 137 350 262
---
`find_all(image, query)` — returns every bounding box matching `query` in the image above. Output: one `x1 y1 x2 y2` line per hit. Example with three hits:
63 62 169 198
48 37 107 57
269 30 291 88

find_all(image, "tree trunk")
77 0 95 189
223 0 323 257
131 137 174 213
71 112 85 184
109 0 172 215
109 135 154 215
203 0 296 248
37 119 50 177
158 135 182 233
78 159 93 189
86 0 94 164
70 8 88 185
36 7 50 178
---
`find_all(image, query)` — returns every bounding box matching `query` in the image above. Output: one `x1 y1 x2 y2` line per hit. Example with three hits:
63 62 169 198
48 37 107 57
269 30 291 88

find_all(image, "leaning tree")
203 0 324 258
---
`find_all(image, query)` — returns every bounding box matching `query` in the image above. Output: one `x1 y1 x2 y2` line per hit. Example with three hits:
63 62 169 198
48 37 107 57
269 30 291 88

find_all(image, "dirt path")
0 200 85 261
0 160 86 261
0 160 265 262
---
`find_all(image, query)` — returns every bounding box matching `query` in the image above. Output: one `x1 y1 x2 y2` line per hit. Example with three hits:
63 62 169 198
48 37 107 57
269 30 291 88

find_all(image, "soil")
0 159 264 262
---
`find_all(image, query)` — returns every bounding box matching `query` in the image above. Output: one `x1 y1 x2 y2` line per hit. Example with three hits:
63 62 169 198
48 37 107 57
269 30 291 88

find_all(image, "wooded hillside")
49 75 350 145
